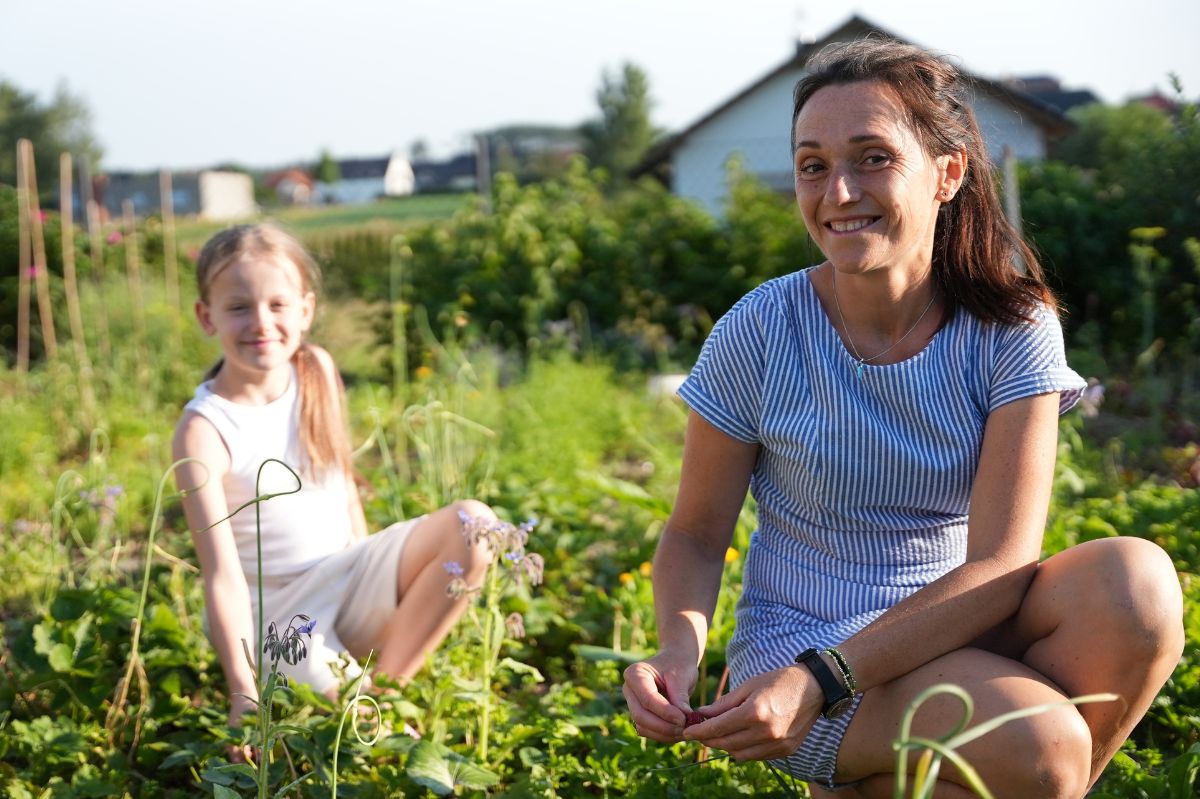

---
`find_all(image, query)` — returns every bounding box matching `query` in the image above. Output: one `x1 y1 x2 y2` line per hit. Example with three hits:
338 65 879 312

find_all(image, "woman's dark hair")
792 38 1055 325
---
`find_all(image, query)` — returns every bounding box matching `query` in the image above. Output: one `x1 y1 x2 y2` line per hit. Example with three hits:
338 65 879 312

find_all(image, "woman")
622 40 1184 797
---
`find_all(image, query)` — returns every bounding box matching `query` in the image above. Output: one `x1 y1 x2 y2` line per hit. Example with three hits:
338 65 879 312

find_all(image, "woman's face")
792 80 962 277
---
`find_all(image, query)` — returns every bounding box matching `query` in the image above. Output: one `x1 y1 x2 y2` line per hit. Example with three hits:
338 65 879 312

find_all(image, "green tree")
316 148 341 184
580 63 658 180
0 79 102 191
1021 91 1200 363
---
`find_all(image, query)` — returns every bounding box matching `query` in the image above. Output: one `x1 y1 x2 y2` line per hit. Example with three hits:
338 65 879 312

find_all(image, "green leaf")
498 656 545 683
160 748 197 769
46 642 74 672
213 785 243 799
1168 746 1200 798
406 740 455 795
573 644 647 665
449 758 501 790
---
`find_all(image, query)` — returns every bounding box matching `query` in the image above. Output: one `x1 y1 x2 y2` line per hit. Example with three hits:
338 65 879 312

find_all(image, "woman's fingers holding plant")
622 656 696 742
683 665 821 761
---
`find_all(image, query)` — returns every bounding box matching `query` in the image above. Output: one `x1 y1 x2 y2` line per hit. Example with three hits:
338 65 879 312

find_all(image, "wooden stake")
19 139 59 359
80 154 111 360
15 142 31 372
159 170 179 309
60 152 97 418
86 197 111 360
123 199 147 343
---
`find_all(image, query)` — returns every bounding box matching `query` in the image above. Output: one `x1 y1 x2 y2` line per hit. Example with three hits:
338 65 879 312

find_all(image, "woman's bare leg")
826 537 1183 797
977 536 1184 787
372 499 494 680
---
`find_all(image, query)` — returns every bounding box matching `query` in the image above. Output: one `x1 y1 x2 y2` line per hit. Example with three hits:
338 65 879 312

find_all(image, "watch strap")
795 647 852 716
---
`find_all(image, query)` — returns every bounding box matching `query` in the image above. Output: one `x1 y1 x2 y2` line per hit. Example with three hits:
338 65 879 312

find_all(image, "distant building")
97 169 256 220
315 152 414 204
265 168 316 205
1000 76 1101 114
412 153 479 193
635 15 1076 214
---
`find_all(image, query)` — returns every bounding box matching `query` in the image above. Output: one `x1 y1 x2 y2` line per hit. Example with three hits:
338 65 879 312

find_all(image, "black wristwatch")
795 648 855 719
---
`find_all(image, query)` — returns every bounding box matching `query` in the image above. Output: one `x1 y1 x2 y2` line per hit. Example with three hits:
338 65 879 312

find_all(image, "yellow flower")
725 547 739 563
414 365 433 380
618 572 634 586
638 561 652 578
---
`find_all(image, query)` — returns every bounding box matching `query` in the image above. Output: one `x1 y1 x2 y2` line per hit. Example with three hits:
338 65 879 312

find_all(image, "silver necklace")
831 268 937 379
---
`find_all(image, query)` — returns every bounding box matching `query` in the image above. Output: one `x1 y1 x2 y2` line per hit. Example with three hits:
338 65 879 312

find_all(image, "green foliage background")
1 95 1199 797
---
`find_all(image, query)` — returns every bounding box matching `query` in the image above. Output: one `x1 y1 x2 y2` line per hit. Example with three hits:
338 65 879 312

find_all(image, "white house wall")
673 71 1048 215
673 69 801 214
970 90 1047 161
198 171 256 221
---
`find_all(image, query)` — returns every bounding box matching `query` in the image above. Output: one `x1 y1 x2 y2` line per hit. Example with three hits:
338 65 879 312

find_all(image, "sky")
4 0 1198 173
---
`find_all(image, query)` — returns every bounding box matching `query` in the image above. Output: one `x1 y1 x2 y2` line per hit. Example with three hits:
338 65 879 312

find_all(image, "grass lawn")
172 193 471 252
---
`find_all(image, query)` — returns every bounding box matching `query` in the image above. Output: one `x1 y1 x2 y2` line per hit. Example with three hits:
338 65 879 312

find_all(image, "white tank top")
184 367 353 580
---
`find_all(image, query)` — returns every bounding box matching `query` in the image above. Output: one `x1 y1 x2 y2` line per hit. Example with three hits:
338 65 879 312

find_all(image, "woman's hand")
682 664 822 761
622 651 700 744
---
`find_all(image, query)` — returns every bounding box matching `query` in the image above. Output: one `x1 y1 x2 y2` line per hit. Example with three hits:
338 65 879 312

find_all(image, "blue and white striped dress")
677 266 1085 787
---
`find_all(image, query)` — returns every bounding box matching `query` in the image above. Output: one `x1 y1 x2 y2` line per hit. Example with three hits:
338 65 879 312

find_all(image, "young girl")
173 223 491 731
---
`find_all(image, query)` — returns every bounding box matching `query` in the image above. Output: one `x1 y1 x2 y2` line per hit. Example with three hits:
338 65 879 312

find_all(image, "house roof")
336 157 391 180
634 15 1075 176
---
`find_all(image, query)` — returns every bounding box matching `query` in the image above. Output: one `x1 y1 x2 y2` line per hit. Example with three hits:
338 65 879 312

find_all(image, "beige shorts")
248 518 422 694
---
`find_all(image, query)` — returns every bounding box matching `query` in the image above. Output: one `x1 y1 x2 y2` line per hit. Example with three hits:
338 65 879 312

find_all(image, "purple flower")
106 485 124 498
443 561 465 577
296 618 317 636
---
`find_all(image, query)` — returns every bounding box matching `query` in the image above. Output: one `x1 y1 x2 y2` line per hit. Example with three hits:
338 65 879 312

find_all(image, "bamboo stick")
159 170 179 309
122 199 151 398
86 196 111 360
80 154 111 360
60 152 97 418
19 139 58 359
123 199 147 343
15 142 31 372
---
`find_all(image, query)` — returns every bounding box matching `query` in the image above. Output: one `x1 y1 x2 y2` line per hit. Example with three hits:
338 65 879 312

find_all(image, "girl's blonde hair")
195 223 353 478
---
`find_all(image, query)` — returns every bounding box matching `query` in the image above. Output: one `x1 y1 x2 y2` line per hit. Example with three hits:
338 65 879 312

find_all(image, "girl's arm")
685 392 1060 759
172 412 259 718
622 411 759 740
311 345 369 542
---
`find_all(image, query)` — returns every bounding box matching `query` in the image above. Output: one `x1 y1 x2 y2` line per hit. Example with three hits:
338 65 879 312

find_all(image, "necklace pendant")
856 362 865 379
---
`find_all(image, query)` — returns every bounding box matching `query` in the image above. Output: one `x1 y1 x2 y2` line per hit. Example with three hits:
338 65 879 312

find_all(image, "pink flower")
38 210 48 222
106 231 123 245
27 264 39 278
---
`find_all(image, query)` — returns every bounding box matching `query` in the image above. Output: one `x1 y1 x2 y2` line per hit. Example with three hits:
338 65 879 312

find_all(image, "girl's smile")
195 254 315 401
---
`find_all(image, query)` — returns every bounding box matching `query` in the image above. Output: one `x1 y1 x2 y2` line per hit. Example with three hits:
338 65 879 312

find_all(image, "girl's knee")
448 499 496 578
453 498 496 523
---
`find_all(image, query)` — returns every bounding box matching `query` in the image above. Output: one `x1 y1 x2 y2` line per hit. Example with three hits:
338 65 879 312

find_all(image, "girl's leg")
829 537 1183 798
372 499 494 681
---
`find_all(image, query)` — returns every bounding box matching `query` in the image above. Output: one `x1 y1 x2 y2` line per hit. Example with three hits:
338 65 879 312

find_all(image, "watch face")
824 696 854 719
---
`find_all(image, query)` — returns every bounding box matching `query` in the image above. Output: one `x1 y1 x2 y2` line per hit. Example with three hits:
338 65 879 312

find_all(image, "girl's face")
791 80 964 278
195 253 315 379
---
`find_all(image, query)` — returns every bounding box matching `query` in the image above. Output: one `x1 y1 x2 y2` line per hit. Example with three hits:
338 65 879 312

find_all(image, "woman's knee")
1069 537 1184 661
999 702 1092 798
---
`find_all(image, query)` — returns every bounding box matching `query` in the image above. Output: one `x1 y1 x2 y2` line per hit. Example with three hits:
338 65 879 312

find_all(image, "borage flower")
505 612 525 639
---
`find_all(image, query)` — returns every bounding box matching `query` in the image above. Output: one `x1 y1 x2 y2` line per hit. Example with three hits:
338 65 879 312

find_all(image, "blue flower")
296 618 317 636
443 561 465 577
